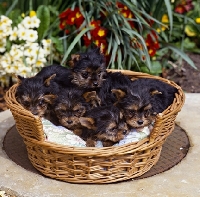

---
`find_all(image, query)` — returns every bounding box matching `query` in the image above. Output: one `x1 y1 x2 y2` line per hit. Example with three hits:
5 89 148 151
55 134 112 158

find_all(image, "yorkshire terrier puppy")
68 46 107 90
53 87 91 133
131 78 178 113
35 64 72 88
98 71 133 106
79 105 129 147
112 78 177 131
16 75 58 124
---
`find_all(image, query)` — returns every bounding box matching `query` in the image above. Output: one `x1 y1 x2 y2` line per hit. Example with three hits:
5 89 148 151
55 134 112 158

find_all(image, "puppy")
35 64 72 88
53 87 90 133
112 78 177 131
79 105 129 147
131 78 178 113
68 46 107 90
98 71 133 106
16 75 58 123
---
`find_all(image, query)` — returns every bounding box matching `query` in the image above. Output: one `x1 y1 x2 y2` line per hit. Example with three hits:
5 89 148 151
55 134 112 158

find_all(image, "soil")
0 53 200 112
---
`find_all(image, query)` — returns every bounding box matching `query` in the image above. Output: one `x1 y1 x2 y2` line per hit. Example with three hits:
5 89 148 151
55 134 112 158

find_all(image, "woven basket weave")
4 69 185 184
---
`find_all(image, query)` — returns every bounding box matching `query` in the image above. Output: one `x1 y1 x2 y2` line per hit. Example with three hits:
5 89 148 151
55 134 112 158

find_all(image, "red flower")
83 34 92 47
91 27 107 39
145 31 160 57
117 2 135 28
59 8 71 19
174 0 194 14
59 7 84 29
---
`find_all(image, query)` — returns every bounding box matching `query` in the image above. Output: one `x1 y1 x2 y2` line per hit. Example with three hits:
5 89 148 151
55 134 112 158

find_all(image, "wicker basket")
4 69 185 184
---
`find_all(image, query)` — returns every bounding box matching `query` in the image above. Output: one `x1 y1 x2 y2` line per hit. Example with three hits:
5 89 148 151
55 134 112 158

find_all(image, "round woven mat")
3 124 190 180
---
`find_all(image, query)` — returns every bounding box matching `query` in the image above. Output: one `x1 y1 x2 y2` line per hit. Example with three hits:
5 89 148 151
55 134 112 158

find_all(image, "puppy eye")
75 109 81 113
23 101 30 107
129 110 135 115
38 100 45 106
81 72 88 78
98 72 101 76
123 130 127 135
111 127 116 132
144 110 150 117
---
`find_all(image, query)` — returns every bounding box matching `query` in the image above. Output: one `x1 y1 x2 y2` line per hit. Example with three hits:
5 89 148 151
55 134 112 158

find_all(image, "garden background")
0 0 200 111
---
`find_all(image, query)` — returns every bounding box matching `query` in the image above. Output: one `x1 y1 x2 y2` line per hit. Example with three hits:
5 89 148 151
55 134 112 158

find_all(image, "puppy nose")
32 111 38 115
137 120 143 125
93 81 98 86
67 120 73 124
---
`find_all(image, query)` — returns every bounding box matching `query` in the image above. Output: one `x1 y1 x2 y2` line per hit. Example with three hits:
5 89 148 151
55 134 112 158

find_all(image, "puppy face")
16 76 57 117
54 88 89 129
112 89 156 130
69 47 107 89
122 102 156 130
80 106 129 147
96 119 129 144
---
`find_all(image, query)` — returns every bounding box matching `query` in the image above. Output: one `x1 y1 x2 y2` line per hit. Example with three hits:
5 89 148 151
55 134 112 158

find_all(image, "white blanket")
42 118 151 148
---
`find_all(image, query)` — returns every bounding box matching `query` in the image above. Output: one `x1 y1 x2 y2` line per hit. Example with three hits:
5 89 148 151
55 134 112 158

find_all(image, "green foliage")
0 0 197 77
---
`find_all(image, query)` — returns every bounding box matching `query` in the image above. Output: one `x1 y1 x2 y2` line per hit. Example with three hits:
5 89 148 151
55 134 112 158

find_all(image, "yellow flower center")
98 29 105 37
161 14 169 23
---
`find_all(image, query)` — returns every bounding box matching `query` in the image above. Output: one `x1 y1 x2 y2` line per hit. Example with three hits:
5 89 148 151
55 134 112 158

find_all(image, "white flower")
25 29 38 42
21 16 40 29
43 46 51 55
25 55 37 65
35 59 46 67
9 27 18 41
18 27 27 40
0 15 12 26
18 65 32 77
0 38 6 53
42 39 52 47
30 16 40 28
34 47 46 59
9 45 23 61
21 16 32 29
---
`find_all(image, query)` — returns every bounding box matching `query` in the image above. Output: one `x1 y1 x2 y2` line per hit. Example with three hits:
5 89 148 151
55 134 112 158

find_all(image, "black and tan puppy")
35 64 72 88
79 105 129 147
16 75 58 124
68 46 107 90
98 71 133 106
112 78 177 131
53 87 91 133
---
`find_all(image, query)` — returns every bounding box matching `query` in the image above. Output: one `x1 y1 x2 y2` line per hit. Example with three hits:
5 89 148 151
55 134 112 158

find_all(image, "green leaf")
163 44 197 69
164 0 173 35
5 0 18 16
51 36 63 53
36 5 50 41
61 27 93 65
149 61 162 75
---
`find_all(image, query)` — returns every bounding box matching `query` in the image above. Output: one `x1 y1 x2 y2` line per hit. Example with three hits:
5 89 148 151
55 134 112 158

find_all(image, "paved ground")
0 93 200 197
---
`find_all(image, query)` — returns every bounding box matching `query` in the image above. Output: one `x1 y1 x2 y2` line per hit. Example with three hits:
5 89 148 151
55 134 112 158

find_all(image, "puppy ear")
16 75 25 84
150 90 162 96
111 89 126 100
79 117 96 130
68 54 80 68
43 94 57 104
44 74 56 86
83 91 97 102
